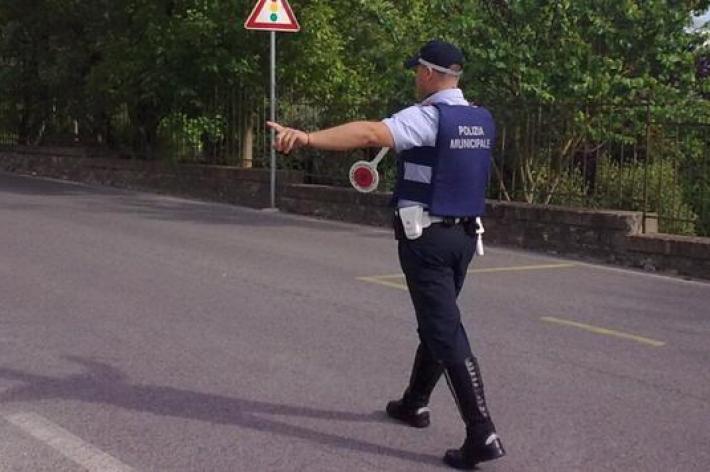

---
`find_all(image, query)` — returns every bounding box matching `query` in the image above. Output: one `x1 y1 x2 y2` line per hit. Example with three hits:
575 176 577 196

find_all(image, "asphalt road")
1 171 708 472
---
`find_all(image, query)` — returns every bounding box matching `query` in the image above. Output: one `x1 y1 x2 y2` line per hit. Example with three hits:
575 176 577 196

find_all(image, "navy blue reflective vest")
392 103 495 217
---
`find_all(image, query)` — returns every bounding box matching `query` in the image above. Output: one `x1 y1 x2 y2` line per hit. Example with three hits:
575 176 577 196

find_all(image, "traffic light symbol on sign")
270 0 278 22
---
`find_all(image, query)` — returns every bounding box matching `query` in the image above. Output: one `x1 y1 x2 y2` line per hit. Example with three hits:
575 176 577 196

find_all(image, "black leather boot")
386 343 443 428
443 356 505 469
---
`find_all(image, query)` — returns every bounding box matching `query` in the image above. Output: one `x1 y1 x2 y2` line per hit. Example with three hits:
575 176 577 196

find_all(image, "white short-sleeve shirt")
382 88 470 207
382 88 470 153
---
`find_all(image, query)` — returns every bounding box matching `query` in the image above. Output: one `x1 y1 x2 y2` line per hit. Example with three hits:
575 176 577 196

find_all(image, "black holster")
393 213 405 241
463 218 479 238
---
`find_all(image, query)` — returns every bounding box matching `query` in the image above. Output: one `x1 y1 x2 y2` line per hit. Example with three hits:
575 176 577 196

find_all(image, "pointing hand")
266 121 309 154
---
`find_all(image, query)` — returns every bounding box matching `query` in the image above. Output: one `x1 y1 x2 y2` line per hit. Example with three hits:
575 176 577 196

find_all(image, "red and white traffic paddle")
349 147 390 193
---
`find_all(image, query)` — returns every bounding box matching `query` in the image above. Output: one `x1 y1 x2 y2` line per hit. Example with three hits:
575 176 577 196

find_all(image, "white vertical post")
269 31 277 209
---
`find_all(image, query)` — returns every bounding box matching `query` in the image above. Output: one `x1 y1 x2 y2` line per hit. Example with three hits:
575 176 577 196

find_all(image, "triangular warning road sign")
245 0 300 32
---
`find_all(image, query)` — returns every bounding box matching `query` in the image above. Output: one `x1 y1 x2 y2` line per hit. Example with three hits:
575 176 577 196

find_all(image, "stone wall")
625 234 710 278
0 147 301 208
2 148 709 280
283 187 709 279
484 200 644 262
281 184 392 227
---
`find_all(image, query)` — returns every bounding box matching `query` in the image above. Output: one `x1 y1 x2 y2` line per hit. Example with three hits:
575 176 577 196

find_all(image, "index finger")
266 121 285 133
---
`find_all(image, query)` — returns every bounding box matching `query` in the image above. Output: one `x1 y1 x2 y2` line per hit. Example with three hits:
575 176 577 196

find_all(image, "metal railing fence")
488 100 709 236
1 90 708 236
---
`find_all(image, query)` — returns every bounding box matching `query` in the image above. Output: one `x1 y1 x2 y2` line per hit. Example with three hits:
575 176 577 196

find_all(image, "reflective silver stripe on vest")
403 162 432 184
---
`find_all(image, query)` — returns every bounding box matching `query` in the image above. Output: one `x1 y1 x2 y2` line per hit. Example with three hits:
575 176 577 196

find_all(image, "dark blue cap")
404 40 464 72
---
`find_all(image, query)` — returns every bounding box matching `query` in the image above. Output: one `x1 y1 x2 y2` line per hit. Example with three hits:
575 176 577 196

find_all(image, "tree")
1 1 708 212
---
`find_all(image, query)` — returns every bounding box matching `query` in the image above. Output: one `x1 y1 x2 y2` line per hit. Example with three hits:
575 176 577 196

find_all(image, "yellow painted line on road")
541 317 666 347
470 263 575 274
358 263 577 291
356 276 408 291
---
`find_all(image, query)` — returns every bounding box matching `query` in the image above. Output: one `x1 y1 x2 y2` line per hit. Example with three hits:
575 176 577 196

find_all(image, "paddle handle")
371 147 389 167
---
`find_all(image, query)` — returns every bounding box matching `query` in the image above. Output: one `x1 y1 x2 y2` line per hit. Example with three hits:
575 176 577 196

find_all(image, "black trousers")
398 223 476 367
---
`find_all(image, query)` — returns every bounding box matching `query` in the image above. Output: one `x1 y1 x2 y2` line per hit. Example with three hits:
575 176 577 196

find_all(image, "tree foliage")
1 1 709 233
2 1 708 137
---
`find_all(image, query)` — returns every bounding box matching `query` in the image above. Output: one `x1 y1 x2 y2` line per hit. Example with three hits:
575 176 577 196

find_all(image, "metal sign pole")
269 31 277 209
245 0 299 209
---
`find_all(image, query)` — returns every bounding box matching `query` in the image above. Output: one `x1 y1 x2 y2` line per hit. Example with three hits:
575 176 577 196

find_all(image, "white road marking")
5 413 134 472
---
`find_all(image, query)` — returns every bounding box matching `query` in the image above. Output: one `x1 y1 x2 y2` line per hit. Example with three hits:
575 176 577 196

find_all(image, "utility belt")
393 207 486 255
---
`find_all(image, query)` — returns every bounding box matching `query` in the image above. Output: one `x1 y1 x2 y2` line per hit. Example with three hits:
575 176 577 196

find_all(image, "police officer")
268 40 505 470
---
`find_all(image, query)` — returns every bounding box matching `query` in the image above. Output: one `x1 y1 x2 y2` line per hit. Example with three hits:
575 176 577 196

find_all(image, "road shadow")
0 356 443 467
0 171 390 236
0 171 103 196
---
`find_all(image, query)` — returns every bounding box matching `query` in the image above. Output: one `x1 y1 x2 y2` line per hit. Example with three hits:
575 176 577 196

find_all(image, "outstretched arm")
266 120 395 154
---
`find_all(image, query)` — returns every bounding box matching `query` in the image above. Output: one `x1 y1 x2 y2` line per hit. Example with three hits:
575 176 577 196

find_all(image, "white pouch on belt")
399 206 425 240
